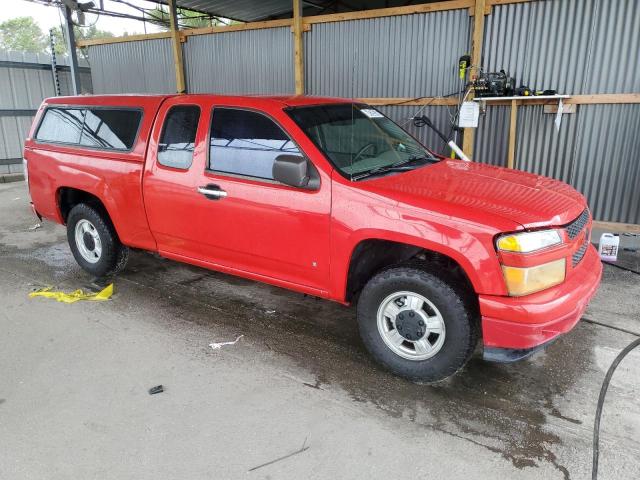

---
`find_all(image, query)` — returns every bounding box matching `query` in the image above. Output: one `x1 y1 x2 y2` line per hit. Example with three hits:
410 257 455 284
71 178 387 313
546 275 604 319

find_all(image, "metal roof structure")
163 0 440 22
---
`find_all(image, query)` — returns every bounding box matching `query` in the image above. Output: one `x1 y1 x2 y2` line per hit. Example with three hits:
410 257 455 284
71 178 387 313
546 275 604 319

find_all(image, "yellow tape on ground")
29 284 114 304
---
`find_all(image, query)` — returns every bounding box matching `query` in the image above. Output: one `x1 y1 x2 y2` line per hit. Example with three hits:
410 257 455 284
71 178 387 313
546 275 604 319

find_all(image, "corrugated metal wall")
0 50 92 175
305 9 470 98
89 39 175 93
571 104 640 223
477 0 640 223
85 0 639 223
184 28 294 94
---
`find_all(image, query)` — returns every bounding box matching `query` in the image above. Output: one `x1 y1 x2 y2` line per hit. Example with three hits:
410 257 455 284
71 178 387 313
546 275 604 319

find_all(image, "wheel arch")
341 235 483 306
56 187 125 247
57 187 112 225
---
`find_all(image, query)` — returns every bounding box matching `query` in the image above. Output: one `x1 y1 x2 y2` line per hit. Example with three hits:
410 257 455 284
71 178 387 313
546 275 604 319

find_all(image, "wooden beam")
592 221 640 234
543 103 576 114
76 31 172 47
507 99 517 168
462 0 486 158
293 0 304 95
566 93 640 104
471 93 640 106
167 0 186 94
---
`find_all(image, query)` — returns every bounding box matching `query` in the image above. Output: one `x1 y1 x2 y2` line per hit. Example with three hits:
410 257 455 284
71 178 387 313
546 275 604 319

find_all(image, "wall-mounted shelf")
473 95 571 168
473 95 570 101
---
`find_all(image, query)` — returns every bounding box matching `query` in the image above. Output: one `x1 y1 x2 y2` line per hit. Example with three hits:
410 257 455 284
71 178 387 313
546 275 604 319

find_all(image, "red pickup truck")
23 94 602 382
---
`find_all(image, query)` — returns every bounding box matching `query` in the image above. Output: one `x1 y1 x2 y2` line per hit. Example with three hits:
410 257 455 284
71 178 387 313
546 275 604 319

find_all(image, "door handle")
197 185 228 200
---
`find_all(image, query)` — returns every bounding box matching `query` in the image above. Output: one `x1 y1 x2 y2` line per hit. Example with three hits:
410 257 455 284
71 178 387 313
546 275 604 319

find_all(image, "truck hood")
359 160 586 229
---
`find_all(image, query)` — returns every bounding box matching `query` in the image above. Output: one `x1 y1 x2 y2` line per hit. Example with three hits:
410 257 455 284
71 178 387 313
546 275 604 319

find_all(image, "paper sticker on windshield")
360 108 384 118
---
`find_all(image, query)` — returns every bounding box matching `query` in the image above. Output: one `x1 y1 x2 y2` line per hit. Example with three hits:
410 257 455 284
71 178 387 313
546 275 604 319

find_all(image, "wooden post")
462 0 486 158
507 99 517 168
167 0 186 94
293 0 305 95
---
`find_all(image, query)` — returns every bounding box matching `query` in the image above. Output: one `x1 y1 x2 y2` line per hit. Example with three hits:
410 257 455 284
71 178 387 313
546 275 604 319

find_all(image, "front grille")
566 209 590 239
572 241 588 267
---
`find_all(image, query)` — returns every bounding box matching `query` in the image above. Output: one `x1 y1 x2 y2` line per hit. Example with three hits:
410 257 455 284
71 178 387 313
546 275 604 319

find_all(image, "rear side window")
158 106 200 170
36 108 85 144
80 109 142 150
209 108 299 180
35 107 141 151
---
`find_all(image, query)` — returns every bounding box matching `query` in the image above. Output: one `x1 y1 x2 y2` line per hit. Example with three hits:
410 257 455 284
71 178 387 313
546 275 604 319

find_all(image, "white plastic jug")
598 233 619 261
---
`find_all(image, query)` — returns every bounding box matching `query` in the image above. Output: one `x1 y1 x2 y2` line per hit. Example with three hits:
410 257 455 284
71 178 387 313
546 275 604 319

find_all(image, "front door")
191 106 332 293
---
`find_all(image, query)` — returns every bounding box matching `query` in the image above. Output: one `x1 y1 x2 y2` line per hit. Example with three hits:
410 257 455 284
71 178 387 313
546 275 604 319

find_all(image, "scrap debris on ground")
28 283 114 303
209 335 244 350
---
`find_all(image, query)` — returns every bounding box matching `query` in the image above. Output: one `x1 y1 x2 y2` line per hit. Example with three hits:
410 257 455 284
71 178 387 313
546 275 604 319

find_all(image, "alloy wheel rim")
376 291 446 361
74 219 102 264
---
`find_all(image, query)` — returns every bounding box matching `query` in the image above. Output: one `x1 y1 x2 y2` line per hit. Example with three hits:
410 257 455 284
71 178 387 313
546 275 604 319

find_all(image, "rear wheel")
357 266 477 382
66 203 129 277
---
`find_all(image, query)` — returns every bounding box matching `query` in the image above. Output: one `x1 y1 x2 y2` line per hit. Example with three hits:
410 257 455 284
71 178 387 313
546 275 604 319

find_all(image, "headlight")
502 259 566 296
497 229 562 253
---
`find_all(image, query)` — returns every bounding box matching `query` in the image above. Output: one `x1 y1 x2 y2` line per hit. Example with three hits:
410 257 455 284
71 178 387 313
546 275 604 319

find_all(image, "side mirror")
272 154 319 190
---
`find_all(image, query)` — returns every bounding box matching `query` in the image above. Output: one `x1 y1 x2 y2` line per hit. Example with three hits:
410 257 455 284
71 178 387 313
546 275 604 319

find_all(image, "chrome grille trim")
572 242 588 267
566 209 590 240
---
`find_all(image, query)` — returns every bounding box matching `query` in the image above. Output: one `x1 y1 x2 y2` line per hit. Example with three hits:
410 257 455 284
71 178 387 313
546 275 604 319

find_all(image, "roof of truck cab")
44 94 353 108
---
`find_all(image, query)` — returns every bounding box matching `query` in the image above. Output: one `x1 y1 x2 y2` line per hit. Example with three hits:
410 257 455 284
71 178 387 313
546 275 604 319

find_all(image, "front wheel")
357 266 478 382
66 203 129 278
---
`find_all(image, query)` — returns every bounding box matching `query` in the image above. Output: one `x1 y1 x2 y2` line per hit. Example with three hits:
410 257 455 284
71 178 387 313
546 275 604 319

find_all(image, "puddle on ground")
5 245 600 478
113 252 601 479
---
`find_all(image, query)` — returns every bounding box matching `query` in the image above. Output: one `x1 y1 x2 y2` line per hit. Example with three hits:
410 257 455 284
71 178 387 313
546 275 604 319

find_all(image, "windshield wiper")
352 156 433 181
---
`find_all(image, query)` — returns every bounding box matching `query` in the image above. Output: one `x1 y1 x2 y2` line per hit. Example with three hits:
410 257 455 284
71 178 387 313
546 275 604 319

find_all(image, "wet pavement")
1 181 639 479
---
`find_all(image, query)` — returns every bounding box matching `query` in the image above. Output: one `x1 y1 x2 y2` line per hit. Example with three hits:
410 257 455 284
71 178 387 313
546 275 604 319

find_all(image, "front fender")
329 225 507 302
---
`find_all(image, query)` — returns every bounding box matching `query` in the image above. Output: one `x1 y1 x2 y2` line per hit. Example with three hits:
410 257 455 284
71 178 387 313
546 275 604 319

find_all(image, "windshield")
286 103 436 180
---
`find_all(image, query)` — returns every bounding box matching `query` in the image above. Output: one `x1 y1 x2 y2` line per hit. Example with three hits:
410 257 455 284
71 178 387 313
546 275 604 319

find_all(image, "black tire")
357 266 478 383
66 203 129 278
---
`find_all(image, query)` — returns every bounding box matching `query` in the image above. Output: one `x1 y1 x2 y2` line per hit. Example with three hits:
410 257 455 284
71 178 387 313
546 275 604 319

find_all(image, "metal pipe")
62 5 81 95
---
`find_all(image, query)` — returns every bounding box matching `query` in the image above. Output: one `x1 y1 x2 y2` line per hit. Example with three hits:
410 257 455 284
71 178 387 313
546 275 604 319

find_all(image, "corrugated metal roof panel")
170 0 451 22
176 0 293 21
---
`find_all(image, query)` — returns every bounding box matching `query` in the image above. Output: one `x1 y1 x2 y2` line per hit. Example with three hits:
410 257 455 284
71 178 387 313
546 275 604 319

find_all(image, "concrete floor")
1 181 639 480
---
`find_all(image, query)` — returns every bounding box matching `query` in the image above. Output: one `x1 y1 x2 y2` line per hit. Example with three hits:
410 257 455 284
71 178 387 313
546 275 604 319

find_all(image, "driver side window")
209 108 300 180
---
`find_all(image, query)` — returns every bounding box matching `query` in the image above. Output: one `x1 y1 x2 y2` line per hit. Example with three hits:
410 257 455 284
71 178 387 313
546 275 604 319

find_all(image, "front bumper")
479 244 602 354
